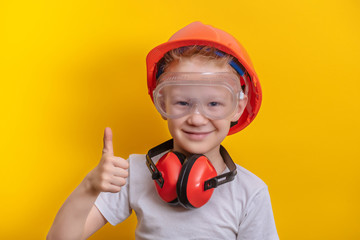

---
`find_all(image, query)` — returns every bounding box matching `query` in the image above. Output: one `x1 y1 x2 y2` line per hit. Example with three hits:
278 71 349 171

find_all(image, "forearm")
47 176 100 240
48 127 128 239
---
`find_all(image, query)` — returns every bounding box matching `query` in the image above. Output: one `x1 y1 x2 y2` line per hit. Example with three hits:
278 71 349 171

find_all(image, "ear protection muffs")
146 139 237 209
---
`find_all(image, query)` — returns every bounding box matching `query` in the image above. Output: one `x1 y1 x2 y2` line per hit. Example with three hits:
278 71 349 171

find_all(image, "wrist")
82 172 101 197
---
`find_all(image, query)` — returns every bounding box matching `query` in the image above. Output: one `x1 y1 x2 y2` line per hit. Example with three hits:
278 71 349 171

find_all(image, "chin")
175 138 220 155
183 146 209 155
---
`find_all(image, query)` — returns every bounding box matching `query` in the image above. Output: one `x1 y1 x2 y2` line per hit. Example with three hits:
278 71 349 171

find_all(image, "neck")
204 146 226 175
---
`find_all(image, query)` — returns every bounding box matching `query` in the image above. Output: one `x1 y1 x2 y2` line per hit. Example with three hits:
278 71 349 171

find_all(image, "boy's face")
161 57 247 157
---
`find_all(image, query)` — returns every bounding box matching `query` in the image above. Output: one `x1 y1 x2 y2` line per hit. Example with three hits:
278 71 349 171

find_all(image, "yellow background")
1 0 359 239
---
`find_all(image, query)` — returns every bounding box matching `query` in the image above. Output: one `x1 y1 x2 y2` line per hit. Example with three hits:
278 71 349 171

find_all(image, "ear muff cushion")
155 151 185 203
177 155 217 208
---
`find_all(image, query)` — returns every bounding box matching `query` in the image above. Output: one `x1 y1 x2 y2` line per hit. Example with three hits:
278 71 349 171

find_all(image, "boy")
48 22 279 239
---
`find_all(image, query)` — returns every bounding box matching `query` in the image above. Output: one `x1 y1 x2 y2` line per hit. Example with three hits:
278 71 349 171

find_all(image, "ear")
161 115 167 120
230 94 248 122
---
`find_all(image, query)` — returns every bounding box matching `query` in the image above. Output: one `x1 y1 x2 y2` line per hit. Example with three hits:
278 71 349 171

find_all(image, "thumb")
102 127 114 156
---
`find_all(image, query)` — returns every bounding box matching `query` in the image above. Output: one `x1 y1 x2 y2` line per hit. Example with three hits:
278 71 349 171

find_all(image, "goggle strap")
214 51 245 76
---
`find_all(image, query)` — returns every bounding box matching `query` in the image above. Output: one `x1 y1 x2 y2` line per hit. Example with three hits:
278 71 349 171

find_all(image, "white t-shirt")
95 154 279 240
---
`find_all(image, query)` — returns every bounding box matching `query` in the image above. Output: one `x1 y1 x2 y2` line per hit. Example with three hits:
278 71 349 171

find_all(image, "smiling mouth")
182 130 213 140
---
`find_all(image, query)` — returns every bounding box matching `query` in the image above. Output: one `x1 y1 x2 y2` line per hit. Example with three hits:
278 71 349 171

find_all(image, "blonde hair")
156 45 239 78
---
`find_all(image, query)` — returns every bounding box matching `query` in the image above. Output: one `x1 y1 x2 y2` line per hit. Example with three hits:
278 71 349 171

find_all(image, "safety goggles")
153 72 244 120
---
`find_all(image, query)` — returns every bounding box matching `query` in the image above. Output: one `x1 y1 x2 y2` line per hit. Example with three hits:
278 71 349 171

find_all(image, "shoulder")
233 165 279 238
127 154 154 186
128 153 146 163
127 154 148 176
128 153 162 163
233 164 268 200
127 153 164 172
235 164 267 187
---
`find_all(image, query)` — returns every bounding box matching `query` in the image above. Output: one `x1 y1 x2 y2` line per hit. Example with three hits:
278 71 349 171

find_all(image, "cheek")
167 119 181 134
214 120 232 135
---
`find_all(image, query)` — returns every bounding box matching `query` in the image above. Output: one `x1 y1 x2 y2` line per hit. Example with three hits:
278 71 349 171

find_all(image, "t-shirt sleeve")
237 187 279 240
94 160 132 226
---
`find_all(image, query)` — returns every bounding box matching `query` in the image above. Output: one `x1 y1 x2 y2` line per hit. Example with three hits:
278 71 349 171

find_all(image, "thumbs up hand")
86 127 129 194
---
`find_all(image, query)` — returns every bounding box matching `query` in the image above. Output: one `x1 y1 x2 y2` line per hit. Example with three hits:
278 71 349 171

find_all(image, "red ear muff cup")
177 155 217 208
155 151 185 204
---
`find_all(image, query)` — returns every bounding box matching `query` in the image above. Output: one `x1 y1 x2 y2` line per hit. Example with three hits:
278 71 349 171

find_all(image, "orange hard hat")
146 22 262 135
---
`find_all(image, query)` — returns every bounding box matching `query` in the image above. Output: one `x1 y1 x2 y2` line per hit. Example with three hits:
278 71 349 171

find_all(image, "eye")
176 101 190 106
208 101 222 107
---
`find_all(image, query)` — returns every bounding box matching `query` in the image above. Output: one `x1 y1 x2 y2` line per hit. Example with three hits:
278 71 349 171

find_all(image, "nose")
186 105 209 126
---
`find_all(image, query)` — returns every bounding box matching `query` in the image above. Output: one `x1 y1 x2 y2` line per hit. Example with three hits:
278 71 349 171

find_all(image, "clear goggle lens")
153 72 244 120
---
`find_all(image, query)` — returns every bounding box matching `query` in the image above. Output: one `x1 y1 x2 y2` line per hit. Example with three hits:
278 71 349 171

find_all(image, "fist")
87 127 129 194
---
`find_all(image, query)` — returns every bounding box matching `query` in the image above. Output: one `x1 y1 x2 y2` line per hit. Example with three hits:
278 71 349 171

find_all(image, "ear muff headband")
146 139 174 187
204 145 237 190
